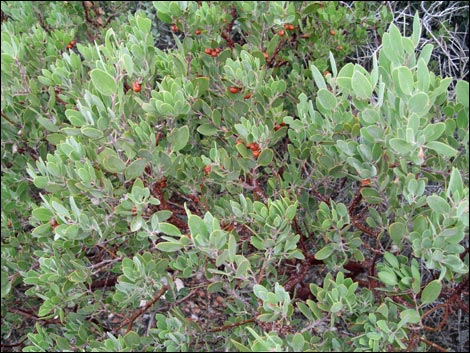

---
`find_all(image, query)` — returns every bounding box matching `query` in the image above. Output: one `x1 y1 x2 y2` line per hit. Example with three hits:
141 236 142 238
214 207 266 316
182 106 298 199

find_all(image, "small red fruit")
204 48 212 55
195 29 201 35
288 24 295 30
215 47 222 53
132 81 142 93
210 50 218 57
171 24 179 33
330 30 336 36
263 52 269 59
244 93 252 99
278 29 285 37
252 150 260 158
204 165 211 175
229 86 240 94
323 70 330 77
247 142 259 151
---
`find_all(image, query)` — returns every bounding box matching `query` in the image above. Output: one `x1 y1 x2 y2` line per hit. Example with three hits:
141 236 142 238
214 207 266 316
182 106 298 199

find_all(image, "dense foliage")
1 1 468 352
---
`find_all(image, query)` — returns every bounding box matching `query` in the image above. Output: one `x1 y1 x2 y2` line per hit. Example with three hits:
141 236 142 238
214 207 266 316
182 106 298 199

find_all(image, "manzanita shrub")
1 1 468 352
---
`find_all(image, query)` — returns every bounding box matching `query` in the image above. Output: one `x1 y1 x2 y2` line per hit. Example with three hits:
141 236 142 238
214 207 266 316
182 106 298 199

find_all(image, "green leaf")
455 80 469 107
389 222 406 244
411 12 421 47
378 270 398 286
32 207 54 222
310 64 326 89
360 109 380 125
158 222 182 237
384 252 399 268
136 16 151 33
90 69 117 96
188 214 208 237
426 195 450 214
317 88 337 110
193 76 210 95
81 126 104 139
169 125 189 152
389 138 413 154
290 333 305 351
399 309 421 324
330 302 343 313
156 242 183 252
130 216 144 232
253 284 268 300
408 92 429 115
124 331 140 347
352 70 372 99
361 188 383 204
257 148 273 166
52 201 70 220
1 271 11 298
447 168 463 199
125 159 147 179
422 123 445 142
421 280 442 305
102 154 126 173
197 123 218 136
425 141 458 158
228 233 237 262
315 244 335 260
395 66 414 95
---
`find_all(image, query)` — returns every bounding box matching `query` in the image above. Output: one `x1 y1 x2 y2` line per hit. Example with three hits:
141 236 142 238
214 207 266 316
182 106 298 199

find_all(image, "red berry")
195 29 201 35
263 52 269 59
171 24 179 33
278 29 285 37
132 81 142 93
244 93 252 99
330 30 336 36
204 48 212 55
252 150 260 158
229 86 240 94
210 50 218 57
204 165 211 175
247 142 259 151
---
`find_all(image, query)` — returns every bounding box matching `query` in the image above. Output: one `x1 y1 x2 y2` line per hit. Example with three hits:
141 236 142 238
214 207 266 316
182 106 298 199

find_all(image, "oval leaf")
257 148 274 166
90 69 117 96
352 70 372 99
158 222 182 237
169 125 189 152
421 279 442 304
156 242 183 252
315 244 335 260
425 141 457 158
426 195 450 214
125 159 147 179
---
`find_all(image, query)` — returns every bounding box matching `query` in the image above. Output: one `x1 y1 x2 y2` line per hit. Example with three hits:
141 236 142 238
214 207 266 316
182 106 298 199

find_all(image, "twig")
117 285 169 334
208 317 255 332
419 336 449 352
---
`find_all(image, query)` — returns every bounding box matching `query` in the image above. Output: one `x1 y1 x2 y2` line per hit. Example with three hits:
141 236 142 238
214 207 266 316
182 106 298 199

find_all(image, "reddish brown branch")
117 285 169 334
418 336 449 352
209 317 255 332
